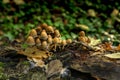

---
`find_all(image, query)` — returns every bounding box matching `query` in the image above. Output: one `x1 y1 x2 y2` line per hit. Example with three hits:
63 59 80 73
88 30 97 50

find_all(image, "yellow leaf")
104 52 120 59
32 58 45 67
23 46 51 59
88 9 96 17
88 37 101 46
76 24 90 31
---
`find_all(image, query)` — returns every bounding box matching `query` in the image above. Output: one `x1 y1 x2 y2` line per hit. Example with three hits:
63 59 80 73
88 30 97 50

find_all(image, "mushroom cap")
61 40 67 46
26 36 35 46
66 39 72 44
79 31 85 36
46 26 54 33
29 29 37 37
53 37 60 44
40 30 48 40
35 38 41 46
36 26 42 35
54 29 61 37
41 41 48 50
78 37 86 43
41 23 48 29
48 35 52 38
47 35 53 44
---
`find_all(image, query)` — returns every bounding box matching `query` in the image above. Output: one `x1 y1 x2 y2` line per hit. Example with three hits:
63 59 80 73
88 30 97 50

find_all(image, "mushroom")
36 26 42 35
41 41 48 50
53 37 60 44
41 23 48 29
29 29 37 38
61 40 67 50
35 38 41 46
46 26 54 34
66 39 72 44
40 30 48 40
47 35 53 45
78 36 86 43
52 37 60 51
79 31 85 37
54 29 61 37
26 36 35 46
78 31 90 44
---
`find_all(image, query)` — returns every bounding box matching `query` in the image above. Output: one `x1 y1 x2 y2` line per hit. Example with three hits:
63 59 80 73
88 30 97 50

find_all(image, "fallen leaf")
32 58 45 67
115 44 120 51
88 37 101 46
104 52 120 59
75 24 90 31
23 46 51 59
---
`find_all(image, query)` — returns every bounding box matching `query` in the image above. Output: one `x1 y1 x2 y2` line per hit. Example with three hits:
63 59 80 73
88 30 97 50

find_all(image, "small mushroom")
66 39 72 44
47 35 53 45
79 31 85 37
46 26 54 33
52 37 60 51
26 36 35 46
61 40 67 50
40 30 48 40
53 37 60 44
35 38 41 46
41 41 48 50
78 36 86 43
54 29 61 37
41 23 48 29
36 26 42 35
78 31 90 44
29 29 37 38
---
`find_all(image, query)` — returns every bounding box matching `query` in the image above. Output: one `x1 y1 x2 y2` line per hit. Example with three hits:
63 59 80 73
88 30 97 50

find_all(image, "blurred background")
0 0 120 45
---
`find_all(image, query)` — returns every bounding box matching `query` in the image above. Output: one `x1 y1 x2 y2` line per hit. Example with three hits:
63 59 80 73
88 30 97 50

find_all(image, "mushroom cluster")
26 23 72 51
78 31 90 44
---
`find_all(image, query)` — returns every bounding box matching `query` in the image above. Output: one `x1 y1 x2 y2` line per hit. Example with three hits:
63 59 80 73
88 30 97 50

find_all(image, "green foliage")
0 0 120 43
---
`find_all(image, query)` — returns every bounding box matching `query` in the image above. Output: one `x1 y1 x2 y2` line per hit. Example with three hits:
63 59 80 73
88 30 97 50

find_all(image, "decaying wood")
0 42 120 80
56 44 120 80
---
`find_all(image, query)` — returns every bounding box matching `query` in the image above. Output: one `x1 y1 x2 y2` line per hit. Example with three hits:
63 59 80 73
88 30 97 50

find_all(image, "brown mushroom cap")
26 36 35 46
54 30 61 37
46 26 54 33
53 37 60 44
40 30 48 40
41 41 48 50
78 36 86 43
36 26 42 35
47 35 53 44
29 29 37 37
66 39 72 44
79 31 85 36
61 40 67 46
41 23 48 29
35 38 41 46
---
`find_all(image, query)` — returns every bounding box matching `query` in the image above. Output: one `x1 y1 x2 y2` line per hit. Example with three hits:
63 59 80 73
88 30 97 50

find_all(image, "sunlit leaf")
104 52 120 59
75 24 90 31
22 46 52 59
70 32 78 39
88 37 101 46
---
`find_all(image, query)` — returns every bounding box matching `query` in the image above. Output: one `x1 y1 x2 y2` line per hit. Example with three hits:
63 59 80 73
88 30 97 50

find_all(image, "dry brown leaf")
32 58 45 67
23 46 51 59
103 42 113 51
115 44 120 51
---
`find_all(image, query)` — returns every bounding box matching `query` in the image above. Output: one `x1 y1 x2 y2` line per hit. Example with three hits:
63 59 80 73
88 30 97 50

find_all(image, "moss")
0 66 8 80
